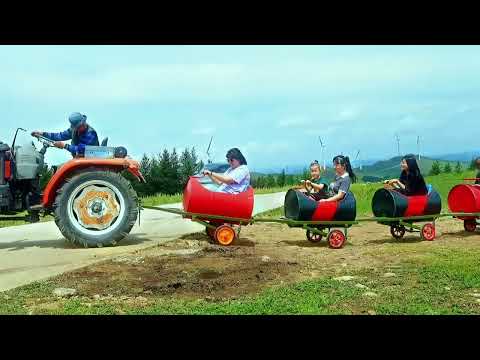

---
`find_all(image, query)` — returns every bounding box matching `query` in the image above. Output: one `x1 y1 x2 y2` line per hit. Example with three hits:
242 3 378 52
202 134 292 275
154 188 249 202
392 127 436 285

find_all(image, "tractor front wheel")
54 170 138 248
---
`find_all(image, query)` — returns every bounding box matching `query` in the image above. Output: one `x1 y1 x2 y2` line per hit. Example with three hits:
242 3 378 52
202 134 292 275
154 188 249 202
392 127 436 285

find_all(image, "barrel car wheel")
421 223 436 241
214 224 237 246
306 229 323 243
390 224 406 239
464 219 477 233
328 229 346 249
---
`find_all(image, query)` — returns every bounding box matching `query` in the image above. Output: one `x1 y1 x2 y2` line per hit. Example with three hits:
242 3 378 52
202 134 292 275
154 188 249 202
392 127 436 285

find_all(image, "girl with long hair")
320 155 357 203
385 154 427 195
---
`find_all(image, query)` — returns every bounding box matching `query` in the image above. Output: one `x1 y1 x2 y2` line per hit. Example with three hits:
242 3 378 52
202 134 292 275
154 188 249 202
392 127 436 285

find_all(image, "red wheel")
214 225 236 246
421 223 436 241
464 219 477 232
306 229 323 243
328 230 346 249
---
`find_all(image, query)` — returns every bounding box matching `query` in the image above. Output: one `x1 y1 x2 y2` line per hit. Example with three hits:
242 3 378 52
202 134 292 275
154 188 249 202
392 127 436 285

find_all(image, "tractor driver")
31 112 99 157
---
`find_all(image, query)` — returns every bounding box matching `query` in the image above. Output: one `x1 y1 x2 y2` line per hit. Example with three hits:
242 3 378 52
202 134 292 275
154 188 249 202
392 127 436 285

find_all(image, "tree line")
429 160 469 176
124 147 204 197
251 169 312 188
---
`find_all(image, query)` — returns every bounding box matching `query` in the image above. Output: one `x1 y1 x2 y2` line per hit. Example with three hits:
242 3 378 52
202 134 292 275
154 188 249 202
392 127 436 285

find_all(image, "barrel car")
448 183 480 232
371 184 441 241
182 176 254 245
283 189 357 248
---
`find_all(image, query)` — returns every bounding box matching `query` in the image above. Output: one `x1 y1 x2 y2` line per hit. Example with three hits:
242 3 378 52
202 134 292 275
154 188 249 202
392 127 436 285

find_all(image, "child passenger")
300 160 329 201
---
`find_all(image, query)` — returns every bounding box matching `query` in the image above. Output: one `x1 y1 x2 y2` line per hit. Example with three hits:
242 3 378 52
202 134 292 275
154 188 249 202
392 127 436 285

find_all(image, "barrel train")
143 176 480 249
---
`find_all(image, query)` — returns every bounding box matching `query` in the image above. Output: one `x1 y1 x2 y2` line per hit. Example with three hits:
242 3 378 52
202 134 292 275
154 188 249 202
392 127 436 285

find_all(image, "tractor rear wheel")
54 170 138 248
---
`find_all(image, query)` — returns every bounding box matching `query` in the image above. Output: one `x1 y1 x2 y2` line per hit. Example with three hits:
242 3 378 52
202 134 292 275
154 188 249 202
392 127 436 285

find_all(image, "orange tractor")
0 128 145 247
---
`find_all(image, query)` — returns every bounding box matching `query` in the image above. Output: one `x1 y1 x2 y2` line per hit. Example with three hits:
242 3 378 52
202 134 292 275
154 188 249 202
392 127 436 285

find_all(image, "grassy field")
0 212 53 229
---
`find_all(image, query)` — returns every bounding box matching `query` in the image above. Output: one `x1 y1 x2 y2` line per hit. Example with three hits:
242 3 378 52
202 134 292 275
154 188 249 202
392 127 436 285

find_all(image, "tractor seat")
101 137 108 147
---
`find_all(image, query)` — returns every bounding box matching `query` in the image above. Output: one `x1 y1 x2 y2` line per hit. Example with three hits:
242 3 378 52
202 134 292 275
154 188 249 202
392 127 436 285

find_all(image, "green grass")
3 246 480 315
0 212 53 229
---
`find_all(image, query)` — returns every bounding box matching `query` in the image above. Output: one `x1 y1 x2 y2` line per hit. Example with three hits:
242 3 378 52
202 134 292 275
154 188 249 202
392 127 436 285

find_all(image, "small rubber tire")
421 223 436 241
54 170 138 248
306 229 323 243
464 219 477 233
390 224 406 239
214 224 236 246
328 229 346 249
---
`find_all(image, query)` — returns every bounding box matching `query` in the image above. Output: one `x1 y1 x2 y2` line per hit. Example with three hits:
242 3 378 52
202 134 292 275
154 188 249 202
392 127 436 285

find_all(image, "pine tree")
39 164 54 190
169 148 180 193
429 161 441 176
302 167 310 181
443 162 452 173
277 169 286 187
179 148 195 188
454 161 462 174
469 158 476 171
266 174 276 188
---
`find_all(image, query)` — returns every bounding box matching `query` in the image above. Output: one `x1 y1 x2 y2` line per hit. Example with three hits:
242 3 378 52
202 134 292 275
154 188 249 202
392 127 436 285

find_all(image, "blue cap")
69 112 87 128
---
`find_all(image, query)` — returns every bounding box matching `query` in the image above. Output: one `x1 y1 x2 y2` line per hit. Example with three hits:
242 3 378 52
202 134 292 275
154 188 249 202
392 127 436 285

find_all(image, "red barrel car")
182 176 254 245
448 184 480 232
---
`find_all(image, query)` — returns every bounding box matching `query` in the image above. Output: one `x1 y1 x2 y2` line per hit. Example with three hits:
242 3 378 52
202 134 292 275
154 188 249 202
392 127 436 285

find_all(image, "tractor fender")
42 158 145 208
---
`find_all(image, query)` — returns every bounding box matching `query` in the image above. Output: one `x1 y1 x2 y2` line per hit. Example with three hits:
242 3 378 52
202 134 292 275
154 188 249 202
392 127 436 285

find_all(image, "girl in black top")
385 154 427 196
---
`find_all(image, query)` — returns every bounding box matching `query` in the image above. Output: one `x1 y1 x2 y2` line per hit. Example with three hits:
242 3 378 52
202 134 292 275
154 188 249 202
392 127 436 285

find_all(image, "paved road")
0 192 286 292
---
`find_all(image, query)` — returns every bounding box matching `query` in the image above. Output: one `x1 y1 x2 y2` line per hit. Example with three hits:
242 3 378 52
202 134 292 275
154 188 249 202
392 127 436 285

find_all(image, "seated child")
299 160 329 201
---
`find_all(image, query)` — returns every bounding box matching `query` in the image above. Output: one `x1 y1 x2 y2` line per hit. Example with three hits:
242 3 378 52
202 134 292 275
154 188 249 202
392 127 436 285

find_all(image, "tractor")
0 128 145 247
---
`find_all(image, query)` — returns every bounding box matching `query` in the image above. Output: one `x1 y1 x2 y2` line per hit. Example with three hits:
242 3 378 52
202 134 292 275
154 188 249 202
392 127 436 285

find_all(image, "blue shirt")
44 127 99 156
217 165 251 194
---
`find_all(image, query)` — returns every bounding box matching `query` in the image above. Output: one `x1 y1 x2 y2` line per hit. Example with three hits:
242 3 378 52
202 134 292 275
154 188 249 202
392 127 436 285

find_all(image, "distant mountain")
430 151 480 162
252 154 471 178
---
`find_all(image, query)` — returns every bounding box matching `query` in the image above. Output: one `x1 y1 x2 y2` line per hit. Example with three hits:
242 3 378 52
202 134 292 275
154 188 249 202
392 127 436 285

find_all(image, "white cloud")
4 50 477 106
338 108 359 120
191 127 215 135
277 116 313 128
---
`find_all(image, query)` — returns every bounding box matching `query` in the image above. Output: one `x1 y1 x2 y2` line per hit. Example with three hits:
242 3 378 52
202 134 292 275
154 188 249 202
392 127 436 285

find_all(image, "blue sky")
1 45 479 171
